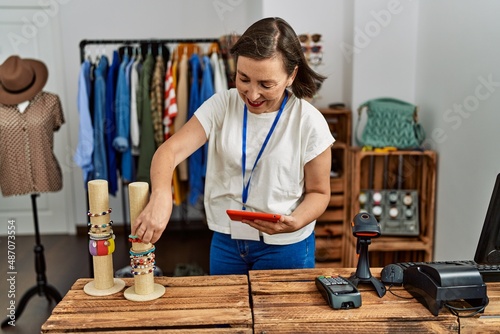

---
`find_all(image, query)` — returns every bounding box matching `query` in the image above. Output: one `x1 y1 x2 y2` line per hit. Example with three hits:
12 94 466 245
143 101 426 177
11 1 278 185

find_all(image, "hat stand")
1 194 62 328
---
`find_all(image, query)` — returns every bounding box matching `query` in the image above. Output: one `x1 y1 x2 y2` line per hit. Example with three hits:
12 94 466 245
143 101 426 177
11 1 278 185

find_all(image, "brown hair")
230 17 326 99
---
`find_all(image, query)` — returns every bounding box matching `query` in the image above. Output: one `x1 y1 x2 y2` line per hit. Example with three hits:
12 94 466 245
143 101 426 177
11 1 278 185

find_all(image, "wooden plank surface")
249 268 498 333
41 268 500 333
42 276 252 333
459 283 500 334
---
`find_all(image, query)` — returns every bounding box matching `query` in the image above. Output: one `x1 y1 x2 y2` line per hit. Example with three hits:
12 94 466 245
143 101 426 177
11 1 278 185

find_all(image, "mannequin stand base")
1 194 62 328
1 284 61 328
83 278 125 296
123 283 166 301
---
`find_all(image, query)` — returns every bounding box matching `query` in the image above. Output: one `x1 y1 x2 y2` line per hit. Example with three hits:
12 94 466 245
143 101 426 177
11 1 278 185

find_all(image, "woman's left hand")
241 215 300 234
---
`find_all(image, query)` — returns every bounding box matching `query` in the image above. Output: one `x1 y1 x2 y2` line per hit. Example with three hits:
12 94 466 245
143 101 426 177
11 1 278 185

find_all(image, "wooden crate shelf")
315 108 351 267
345 148 437 267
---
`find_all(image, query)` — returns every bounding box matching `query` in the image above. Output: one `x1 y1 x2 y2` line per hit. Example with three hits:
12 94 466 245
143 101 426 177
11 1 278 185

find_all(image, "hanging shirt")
210 52 226 94
74 59 93 186
169 57 178 136
200 55 215 105
105 51 120 195
151 55 165 148
113 53 133 183
187 54 203 205
136 53 156 184
130 56 142 156
163 59 177 140
92 55 109 182
124 55 136 181
174 52 189 181
199 55 215 177
0 92 65 197
218 57 228 91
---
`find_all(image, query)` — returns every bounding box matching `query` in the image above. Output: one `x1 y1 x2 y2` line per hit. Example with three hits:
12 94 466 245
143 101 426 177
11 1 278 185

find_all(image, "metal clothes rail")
79 38 220 63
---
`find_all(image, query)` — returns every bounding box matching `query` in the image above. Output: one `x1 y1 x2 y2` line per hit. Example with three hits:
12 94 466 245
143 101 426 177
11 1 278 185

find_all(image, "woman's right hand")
131 191 172 244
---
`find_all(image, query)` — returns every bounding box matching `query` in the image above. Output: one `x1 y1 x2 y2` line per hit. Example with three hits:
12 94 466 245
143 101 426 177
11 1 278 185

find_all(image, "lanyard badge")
241 91 289 209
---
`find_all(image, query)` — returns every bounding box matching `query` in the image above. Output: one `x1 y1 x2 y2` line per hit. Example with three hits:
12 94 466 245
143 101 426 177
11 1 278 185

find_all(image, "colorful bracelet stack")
87 208 115 256
128 234 143 243
129 246 156 276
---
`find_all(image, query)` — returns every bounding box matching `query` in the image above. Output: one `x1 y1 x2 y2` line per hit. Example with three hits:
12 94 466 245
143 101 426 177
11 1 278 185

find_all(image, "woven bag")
355 98 425 149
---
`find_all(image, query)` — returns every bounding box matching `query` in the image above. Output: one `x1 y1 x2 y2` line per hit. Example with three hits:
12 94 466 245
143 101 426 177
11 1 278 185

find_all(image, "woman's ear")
287 66 298 86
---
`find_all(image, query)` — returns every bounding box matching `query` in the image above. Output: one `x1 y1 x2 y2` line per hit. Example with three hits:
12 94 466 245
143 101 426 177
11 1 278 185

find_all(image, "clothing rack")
79 37 219 276
78 36 220 221
79 38 221 63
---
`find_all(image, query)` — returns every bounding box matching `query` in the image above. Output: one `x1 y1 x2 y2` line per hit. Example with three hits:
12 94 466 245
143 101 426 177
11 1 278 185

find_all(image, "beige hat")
0 55 48 105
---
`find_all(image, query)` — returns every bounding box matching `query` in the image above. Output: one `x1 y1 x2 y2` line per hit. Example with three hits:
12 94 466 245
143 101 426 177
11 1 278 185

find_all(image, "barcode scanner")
351 212 381 238
349 213 386 297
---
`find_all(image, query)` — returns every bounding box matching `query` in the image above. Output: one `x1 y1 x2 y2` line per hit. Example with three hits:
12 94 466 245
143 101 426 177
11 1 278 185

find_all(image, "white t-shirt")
195 88 335 245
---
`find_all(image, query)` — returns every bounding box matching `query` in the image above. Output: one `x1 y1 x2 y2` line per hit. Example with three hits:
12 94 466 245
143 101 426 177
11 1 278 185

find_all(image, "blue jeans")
210 231 315 275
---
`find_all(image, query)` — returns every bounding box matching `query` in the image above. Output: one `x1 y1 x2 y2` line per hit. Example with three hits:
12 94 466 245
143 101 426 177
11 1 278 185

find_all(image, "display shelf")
345 148 437 267
315 108 351 267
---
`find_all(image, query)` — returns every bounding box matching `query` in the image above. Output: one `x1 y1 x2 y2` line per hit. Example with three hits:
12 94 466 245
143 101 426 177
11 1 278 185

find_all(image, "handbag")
355 97 425 149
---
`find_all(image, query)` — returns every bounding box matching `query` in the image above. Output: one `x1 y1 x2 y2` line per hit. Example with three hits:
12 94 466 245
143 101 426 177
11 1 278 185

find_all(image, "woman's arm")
288 147 332 228
132 116 207 243
243 146 332 234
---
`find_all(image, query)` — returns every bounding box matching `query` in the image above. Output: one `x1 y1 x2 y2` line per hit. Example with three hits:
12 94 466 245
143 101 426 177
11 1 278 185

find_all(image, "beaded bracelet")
88 220 113 229
130 253 155 263
88 232 115 240
131 262 155 270
131 256 155 266
131 267 155 275
87 208 112 217
129 246 155 257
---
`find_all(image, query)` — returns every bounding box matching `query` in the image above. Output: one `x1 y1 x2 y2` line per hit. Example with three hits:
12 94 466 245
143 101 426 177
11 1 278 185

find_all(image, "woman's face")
235 55 296 114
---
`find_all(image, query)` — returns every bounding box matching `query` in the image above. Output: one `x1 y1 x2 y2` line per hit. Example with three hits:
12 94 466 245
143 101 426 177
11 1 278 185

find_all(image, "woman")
132 17 335 275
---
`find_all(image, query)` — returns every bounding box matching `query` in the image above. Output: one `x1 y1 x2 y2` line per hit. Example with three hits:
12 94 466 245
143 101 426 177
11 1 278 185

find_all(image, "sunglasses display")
299 33 323 66
299 34 322 44
302 45 322 53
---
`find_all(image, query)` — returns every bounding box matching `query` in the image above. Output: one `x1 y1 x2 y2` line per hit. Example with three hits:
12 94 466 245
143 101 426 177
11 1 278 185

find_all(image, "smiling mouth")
247 99 265 108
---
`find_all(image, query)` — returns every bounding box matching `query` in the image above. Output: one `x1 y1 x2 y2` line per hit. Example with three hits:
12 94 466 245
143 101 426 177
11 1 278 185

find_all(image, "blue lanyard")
241 91 288 209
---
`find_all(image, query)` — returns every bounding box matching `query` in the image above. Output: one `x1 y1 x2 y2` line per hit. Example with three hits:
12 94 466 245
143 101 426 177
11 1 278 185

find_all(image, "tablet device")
226 209 281 223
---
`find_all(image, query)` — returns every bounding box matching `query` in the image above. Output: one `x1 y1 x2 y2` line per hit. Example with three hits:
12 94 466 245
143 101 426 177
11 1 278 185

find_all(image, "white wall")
350 0 500 260
351 0 419 109
261 0 353 107
415 0 500 260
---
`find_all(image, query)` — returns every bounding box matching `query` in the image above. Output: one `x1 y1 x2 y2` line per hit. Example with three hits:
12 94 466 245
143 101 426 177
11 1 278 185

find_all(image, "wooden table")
249 268 500 333
41 275 252 333
42 268 500 333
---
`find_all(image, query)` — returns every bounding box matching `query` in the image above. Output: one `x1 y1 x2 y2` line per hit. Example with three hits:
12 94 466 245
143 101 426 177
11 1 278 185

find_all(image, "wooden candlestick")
124 182 165 301
83 179 125 296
